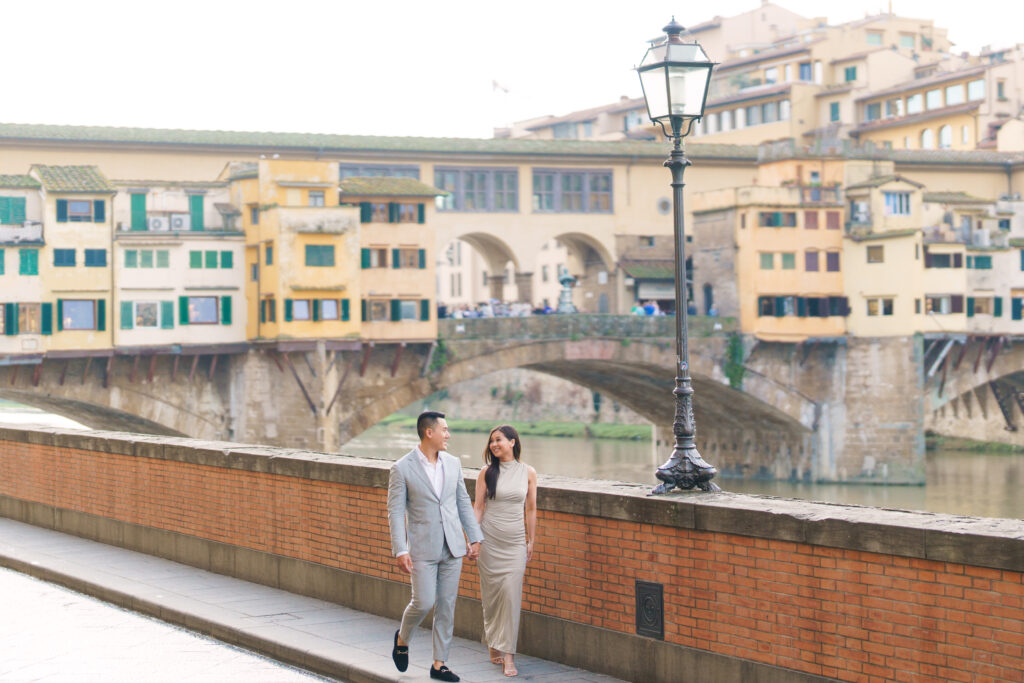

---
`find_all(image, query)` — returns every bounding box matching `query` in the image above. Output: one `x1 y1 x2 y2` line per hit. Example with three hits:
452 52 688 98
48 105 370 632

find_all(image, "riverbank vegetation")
379 414 652 441
925 431 1024 453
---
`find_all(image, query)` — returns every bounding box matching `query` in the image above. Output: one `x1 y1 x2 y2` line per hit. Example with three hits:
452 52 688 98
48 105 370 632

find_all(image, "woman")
474 425 537 678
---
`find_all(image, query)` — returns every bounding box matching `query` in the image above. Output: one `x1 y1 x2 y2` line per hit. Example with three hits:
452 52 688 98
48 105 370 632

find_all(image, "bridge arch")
554 231 615 275
457 232 520 274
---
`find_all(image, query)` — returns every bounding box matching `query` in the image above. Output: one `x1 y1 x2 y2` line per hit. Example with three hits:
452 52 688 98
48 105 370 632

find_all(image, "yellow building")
339 176 444 341
0 174 45 354
29 165 116 352
225 160 362 343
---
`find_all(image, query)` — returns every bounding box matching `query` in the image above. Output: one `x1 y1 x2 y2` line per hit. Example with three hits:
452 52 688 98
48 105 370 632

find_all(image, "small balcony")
0 220 43 245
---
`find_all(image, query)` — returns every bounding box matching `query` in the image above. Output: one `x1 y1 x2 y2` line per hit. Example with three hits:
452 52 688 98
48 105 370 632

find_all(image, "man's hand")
396 554 413 574
467 542 481 560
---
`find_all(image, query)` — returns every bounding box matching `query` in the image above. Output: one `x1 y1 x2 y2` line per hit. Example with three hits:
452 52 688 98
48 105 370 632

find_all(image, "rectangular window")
907 93 923 114
799 62 812 81
292 299 311 321
844 66 857 82
764 66 778 84
967 254 993 269
220 251 232 269
867 245 884 263
925 295 952 314
187 297 218 324
899 34 915 49
826 211 841 230
967 79 985 100
363 247 388 268
397 204 418 223
53 248 76 267
62 300 96 330
308 191 325 207
805 251 819 272
135 302 159 328
204 251 217 269
866 297 895 316
434 168 519 212
399 300 418 321
19 249 38 275
250 206 260 225
395 248 422 269
189 194 204 231
531 170 612 213
140 249 154 268
945 84 965 106
758 211 797 227
762 101 779 124
339 163 420 179
130 193 147 230
781 253 795 270
84 249 106 267
885 99 903 118
321 299 339 320
746 104 762 126
250 263 258 282
829 102 840 122
266 244 273 266
368 300 389 322
867 32 882 45
125 250 138 268
156 250 169 268
864 103 881 121
0 196 27 225
305 245 335 267
760 253 774 270
66 200 96 222
19 303 41 334
884 192 911 216
826 251 840 272
926 89 943 110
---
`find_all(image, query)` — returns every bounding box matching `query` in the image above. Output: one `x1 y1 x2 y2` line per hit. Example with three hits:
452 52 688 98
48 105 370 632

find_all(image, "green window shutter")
360 202 372 222
1014 299 1023 321
361 248 370 269
259 300 266 323
417 204 425 224
266 245 273 265
96 299 106 331
388 203 397 223
20 249 38 275
5 303 18 335
324 247 334 267
189 251 202 268
140 250 153 268
420 299 430 321
390 299 402 321
392 248 401 269
418 249 426 269
56 199 68 222
0 248 4 274
40 302 52 335
994 297 1003 317
796 297 807 317
361 299 367 322
220 296 232 325
11 198 26 224
774 297 786 317
312 299 320 322
341 299 350 321
305 245 317 266
161 301 174 329
967 297 975 317
120 301 134 329
56 300 63 331
221 250 233 269
125 250 138 268
156 250 169 268
130 194 147 230
0 197 9 224
179 296 190 325
93 200 106 223
284 299 293 322
189 194 204 230
205 250 217 269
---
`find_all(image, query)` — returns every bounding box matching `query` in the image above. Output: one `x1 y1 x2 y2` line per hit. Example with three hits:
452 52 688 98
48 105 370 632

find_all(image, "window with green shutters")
120 301 133 329
125 250 139 268
84 249 106 267
266 244 273 265
0 196 27 224
205 251 217 269
140 250 154 268
156 250 169 268
189 194 204 230
19 249 38 275
161 301 174 329
3 303 16 335
305 245 334 267
54 249 76 267
420 299 430 321
130 194 147 230
190 251 203 268
221 296 232 325
0 248 5 274
40 303 52 335
220 251 233 269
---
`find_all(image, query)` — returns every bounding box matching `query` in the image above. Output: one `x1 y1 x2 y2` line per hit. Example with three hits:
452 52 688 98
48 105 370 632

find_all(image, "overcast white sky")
4 0 1022 138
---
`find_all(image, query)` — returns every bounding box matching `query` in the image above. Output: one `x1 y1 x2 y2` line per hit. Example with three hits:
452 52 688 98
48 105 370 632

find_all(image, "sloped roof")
620 259 675 279
846 174 924 190
922 191 991 204
856 65 987 102
340 176 447 197
31 165 114 193
847 228 920 242
852 102 980 134
0 174 39 189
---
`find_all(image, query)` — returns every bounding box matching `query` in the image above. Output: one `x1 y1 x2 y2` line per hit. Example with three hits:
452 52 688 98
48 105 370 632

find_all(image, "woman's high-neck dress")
478 459 529 654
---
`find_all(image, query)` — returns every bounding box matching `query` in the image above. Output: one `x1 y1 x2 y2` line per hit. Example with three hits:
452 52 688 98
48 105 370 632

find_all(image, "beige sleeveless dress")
478 459 529 654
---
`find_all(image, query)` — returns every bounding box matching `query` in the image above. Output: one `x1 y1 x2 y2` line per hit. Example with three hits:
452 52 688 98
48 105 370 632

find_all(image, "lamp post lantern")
638 18 721 494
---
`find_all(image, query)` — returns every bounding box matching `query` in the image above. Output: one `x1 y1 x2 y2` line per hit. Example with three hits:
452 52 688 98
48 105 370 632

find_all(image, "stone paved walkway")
0 518 623 682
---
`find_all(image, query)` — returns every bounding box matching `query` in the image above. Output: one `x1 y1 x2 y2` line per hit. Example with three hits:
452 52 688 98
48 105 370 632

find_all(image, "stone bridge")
0 316 932 483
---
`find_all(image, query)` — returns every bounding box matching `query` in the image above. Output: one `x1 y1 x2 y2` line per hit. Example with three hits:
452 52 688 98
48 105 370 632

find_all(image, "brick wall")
1 427 1022 683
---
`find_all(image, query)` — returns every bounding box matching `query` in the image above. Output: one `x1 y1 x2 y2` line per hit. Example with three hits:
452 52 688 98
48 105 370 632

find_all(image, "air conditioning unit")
170 213 191 230
147 216 169 231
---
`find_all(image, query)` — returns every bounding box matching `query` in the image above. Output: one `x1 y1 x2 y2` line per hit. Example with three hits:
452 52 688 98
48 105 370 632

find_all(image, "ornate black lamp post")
638 18 721 494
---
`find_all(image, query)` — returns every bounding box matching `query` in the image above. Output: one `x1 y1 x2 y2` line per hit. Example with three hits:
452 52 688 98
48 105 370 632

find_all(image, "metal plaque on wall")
635 580 664 639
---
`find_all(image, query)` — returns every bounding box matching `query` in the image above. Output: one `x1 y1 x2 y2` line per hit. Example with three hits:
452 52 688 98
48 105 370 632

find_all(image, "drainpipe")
109 191 116 350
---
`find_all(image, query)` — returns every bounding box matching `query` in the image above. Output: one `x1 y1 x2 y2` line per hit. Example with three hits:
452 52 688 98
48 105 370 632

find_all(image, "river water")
343 422 1024 520
2 401 1022 519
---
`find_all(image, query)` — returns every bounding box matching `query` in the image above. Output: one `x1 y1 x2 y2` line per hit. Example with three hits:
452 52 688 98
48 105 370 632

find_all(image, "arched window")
938 125 952 149
920 128 935 149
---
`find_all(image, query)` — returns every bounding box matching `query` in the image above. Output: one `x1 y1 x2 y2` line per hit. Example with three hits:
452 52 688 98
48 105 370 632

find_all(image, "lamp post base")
651 447 721 494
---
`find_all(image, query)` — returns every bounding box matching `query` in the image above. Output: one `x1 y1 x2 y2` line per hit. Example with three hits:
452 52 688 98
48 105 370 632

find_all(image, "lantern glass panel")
667 65 710 117
640 67 670 120
666 43 708 61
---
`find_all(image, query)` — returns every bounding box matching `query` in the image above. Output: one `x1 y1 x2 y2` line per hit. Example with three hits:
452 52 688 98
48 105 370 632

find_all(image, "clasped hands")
395 542 481 574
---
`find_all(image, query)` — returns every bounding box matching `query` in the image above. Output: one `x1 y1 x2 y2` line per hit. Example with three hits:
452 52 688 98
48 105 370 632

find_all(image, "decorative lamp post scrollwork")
638 18 721 494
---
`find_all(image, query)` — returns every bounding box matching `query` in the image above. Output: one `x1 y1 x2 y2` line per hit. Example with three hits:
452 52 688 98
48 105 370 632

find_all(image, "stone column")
514 272 534 305
487 274 506 301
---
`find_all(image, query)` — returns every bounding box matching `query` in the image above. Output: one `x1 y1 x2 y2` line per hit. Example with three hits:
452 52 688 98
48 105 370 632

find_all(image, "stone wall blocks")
802 519 926 558
925 530 1024 572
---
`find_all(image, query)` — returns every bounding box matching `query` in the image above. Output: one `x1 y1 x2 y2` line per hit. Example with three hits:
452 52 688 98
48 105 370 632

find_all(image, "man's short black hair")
417 411 446 439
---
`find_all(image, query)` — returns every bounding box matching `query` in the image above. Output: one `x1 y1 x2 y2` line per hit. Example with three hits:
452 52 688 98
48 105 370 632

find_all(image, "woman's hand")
526 540 534 562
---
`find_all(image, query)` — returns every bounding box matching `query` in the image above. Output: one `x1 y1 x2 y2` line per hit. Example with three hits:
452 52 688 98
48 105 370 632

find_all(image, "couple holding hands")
388 411 538 680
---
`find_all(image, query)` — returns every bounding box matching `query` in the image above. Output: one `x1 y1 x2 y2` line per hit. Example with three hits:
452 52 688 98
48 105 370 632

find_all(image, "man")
388 411 483 682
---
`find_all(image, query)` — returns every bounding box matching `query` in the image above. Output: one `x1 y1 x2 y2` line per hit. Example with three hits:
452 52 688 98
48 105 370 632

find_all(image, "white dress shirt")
396 447 445 558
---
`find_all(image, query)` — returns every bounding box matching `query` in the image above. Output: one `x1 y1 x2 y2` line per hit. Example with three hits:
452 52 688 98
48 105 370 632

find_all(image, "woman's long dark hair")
483 425 522 499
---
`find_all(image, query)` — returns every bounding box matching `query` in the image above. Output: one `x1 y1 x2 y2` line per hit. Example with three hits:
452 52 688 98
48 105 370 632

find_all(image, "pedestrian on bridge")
473 425 538 678
388 411 484 682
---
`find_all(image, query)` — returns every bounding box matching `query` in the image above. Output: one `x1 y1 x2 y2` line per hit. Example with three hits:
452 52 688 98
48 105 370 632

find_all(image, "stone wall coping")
3 425 1022 571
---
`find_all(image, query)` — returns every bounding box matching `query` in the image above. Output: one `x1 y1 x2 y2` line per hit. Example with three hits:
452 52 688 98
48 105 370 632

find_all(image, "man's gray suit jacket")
387 450 484 561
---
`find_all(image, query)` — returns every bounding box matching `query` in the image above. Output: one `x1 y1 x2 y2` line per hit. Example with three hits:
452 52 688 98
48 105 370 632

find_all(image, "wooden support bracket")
129 355 140 384
359 342 374 377
81 357 92 385
391 343 406 378
986 336 1004 374
927 339 954 378
171 355 179 382
974 337 989 373
421 341 438 377
103 356 113 389
188 355 200 381
9 366 17 386
147 355 157 383
953 336 971 370
798 340 818 367
938 354 949 397
59 361 68 386
31 363 42 387
303 352 317 378
989 380 1017 432
326 356 355 416
281 352 317 416
208 354 219 379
